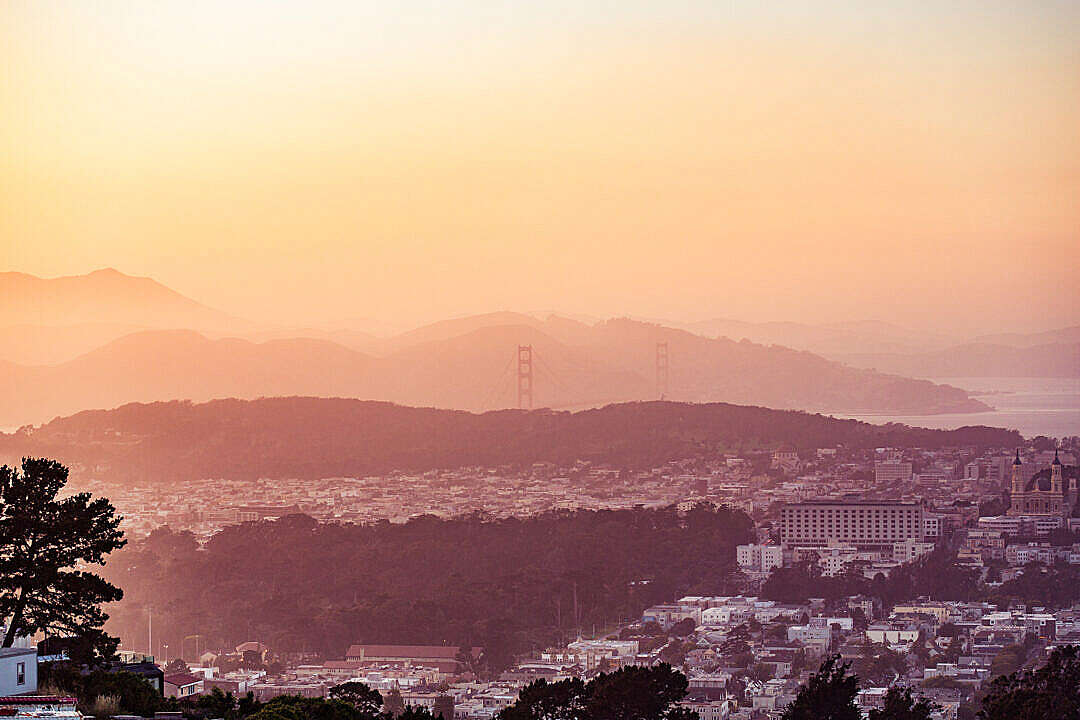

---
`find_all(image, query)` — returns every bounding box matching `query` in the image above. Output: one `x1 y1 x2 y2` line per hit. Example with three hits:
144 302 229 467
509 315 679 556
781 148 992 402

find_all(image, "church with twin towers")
1007 449 1080 518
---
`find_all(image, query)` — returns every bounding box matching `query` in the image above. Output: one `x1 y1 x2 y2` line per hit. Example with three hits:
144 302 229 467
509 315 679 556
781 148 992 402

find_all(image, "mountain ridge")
0 397 1022 483
0 320 991 427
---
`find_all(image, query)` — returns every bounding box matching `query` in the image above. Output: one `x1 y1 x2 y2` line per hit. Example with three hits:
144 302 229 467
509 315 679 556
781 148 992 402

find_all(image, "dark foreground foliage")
978 645 1080 720
496 664 693 720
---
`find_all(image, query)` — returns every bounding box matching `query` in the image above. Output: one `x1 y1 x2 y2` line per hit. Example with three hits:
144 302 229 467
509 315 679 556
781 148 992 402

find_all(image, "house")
114 660 165 695
344 645 481 674
164 672 204 698
0 648 37 696
0 696 80 718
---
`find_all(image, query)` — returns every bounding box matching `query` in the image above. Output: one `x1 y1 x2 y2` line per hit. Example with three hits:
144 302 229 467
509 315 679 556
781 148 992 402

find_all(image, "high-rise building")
780 501 924 551
874 461 913 484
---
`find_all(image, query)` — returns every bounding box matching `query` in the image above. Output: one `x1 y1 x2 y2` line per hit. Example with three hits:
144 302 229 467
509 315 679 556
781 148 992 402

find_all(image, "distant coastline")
835 377 1080 438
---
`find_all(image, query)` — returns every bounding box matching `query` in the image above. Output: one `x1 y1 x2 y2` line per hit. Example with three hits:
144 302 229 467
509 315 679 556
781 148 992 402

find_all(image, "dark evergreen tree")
497 665 692 720
0 458 125 649
329 681 384 716
978 645 1080 720
868 687 936 720
779 655 860 720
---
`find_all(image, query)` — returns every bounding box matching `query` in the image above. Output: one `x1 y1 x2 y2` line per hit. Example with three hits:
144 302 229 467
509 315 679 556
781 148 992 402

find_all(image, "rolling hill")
841 342 1080 378
0 319 990 427
0 268 245 330
0 397 1022 483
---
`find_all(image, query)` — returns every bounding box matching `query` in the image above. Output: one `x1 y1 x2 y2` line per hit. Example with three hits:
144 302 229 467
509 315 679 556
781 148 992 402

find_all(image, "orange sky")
2 1 1078 334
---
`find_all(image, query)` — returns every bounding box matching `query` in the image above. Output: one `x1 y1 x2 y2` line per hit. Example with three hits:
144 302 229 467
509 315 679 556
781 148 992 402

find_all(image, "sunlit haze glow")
3 0 1078 334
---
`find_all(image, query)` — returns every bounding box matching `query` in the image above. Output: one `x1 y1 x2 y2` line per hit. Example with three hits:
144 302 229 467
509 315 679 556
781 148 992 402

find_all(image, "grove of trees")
103 504 755 667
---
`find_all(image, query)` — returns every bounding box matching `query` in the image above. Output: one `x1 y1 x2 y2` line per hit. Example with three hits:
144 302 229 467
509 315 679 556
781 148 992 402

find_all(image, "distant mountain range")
0 398 1023 483
2 268 1074 427
0 318 989 427
0 268 246 331
840 342 1080 379
656 317 960 356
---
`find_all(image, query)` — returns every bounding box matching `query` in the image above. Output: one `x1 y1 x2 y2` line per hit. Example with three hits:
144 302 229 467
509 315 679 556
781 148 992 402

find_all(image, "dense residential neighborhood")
5 439 1079 719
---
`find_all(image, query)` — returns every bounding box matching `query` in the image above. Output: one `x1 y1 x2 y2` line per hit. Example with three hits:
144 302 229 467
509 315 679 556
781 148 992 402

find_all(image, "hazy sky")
3 1 1078 334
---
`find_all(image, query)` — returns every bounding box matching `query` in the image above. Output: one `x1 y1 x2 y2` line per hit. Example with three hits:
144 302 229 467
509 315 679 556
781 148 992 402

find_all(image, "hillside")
0 268 244 330
539 318 986 413
0 317 991 426
972 326 1080 348
0 398 1022 483
663 317 959 356
841 342 1080 378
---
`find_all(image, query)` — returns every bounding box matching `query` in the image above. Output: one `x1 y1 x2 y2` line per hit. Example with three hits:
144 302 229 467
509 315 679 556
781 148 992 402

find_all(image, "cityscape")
2 1 1078 719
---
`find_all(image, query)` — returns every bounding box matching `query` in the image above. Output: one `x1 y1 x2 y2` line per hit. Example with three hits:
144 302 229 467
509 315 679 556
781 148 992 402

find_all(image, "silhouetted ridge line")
0 397 1022 483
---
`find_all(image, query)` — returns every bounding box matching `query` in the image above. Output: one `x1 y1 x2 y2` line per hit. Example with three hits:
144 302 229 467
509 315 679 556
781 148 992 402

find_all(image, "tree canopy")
979 645 1080 720
496 664 692 720
0 457 125 650
779 655 861 720
867 687 936 720
104 505 753 667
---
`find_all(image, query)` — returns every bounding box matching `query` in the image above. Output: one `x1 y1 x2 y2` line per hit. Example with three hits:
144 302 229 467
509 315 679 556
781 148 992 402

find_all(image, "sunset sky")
3 0 1078 335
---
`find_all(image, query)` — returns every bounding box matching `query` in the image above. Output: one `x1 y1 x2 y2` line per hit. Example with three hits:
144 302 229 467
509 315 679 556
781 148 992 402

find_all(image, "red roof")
164 673 204 687
324 660 364 669
346 645 481 660
0 697 78 704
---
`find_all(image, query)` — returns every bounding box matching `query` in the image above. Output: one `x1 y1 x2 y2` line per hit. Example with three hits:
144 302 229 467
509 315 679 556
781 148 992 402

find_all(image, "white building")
893 539 936 562
0 647 36 697
874 462 913 484
736 544 783 574
865 626 919 646
781 502 924 551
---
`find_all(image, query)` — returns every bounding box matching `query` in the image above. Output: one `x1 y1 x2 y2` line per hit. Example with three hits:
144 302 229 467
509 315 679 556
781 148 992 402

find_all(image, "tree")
397 708 437 720
434 694 455 720
0 458 125 647
82 669 166 718
383 688 406 717
188 687 237 719
669 618 697 637
328 681 383 716
978 645 1080 720
779 655 860 720
989 645 1025 679
245 695 376 720
868 687 936 720
855 644 907 685
497 677 588 720
586 665 690 720
165 658 190 674
497 665 691 720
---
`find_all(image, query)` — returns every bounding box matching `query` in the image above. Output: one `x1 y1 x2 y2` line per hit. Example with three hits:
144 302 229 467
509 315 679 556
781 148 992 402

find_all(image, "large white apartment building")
781 501 925 551
874 461 913 484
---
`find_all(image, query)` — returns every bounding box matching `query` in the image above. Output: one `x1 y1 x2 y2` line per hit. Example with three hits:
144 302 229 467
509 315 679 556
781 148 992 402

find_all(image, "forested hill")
0 397 1020 482
103 505 756 665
